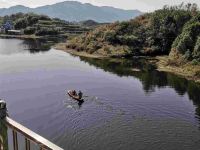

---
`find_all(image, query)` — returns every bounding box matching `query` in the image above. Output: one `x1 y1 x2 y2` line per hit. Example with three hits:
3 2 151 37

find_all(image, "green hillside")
0 13 90 36
66 3 200 62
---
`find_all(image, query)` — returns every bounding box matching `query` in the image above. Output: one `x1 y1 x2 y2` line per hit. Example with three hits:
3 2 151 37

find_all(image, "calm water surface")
0 38 200 150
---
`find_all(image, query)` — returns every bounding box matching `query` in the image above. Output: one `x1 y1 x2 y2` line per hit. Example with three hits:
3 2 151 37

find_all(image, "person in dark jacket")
78 91 83 99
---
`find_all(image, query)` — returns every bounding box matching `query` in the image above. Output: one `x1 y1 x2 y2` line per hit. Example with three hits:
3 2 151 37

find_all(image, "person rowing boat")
68 90 83 101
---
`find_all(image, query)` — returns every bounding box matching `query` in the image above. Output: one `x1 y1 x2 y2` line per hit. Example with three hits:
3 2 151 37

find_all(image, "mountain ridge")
0 1 142 22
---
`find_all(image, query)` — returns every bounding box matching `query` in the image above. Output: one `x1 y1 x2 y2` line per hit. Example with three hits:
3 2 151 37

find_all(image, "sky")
0 0 200 12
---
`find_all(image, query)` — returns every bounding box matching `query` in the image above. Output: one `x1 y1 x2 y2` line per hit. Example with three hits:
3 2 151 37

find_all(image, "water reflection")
22 38 65 53
0 120 8 150
21 39 51 53
0 37 64 54
79 56 200 121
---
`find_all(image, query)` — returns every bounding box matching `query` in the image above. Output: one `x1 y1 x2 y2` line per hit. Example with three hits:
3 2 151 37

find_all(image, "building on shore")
0 28 6 34
7 30 23 35
0 21 23 35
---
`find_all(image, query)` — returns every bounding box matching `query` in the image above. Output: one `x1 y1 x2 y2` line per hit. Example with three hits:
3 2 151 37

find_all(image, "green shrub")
172 22 200 60
193 36 200 60
195 70 200 77
116 35 139 45
184 50 192 60
191 59 199 65
104 30 117 43
14 18 28 29
38 20 53 25
24 27 36 35
26 15 39 26
35 28 59 36
38 15 51 21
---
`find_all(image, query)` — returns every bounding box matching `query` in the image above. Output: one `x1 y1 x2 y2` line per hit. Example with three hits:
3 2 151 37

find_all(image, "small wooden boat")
67 90 83 102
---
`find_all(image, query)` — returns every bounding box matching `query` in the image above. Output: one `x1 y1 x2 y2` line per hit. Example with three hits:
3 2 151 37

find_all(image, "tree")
14 18 27 29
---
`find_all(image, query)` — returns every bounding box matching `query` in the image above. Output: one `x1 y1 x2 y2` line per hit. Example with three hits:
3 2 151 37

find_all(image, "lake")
0 38 200 150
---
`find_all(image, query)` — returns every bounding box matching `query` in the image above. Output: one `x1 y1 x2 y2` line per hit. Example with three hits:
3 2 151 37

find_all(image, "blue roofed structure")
2 21 13 31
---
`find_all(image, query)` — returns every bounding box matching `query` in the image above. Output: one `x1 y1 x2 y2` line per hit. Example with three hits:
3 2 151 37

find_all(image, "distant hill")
80 20 109 28
0 1 142 23
80 20 100 26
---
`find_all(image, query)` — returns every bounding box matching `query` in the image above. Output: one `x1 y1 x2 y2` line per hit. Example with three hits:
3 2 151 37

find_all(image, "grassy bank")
54 43 107 58
156 56 200 83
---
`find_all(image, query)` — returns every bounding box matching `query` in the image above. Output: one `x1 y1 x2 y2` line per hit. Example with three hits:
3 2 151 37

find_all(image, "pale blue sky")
0 0 200 11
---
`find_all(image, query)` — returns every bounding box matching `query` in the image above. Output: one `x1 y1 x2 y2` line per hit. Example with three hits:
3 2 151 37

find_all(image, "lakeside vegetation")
60 3 200 82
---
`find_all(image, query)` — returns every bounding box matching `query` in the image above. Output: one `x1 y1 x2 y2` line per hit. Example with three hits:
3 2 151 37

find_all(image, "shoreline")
54 43 108 58
0 34 68 40
55 43 200 83
155 56 200 83
0 34 41 39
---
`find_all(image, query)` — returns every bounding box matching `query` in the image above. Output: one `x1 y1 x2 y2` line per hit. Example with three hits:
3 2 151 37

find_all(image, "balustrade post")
0 100 7 120
0 100 8 150
12 130 18 150
25 138 30 150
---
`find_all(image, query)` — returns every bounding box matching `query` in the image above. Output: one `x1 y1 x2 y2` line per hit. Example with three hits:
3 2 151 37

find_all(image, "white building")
7 30 23 35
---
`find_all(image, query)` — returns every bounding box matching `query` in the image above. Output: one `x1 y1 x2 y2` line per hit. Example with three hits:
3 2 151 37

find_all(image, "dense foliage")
171 13 200 62
67 3 200 61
